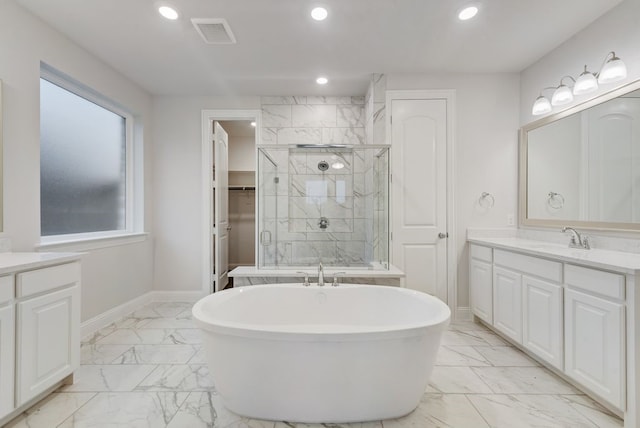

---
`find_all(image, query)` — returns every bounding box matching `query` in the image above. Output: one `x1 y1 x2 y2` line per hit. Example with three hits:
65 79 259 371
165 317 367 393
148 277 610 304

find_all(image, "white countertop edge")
0 252 83 275
229 265 405 278
468 237 640 275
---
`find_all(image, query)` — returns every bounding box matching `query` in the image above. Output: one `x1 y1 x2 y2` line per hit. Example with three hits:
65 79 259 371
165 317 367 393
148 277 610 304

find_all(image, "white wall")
520 0 640 126
152 96 260 291
386 73 521 308
0 1 154 321
228 136 256 171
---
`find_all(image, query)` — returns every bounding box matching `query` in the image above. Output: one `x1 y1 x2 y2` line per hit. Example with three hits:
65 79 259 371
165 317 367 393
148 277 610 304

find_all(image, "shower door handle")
260 230 272 246
438 232 449 239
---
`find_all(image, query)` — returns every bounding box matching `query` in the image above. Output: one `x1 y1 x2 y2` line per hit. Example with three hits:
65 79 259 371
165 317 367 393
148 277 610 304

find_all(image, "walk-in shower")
257 145 389 269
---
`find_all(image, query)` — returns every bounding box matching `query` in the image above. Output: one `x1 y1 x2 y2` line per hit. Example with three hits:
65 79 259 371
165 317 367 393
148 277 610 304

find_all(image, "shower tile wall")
260 96 381 267
364 74 387 145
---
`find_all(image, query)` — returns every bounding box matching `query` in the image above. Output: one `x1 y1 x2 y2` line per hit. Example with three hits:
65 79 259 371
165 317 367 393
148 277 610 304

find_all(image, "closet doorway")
201 110 260 294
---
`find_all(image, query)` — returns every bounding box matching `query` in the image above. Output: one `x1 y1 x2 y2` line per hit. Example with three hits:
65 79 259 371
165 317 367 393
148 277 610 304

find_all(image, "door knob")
438 232 449 239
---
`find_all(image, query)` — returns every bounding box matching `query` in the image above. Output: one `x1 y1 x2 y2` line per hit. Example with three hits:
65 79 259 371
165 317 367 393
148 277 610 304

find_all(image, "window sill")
37 232 149 252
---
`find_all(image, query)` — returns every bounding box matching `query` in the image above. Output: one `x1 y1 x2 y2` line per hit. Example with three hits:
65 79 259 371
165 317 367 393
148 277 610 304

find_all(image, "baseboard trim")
456 306 473 321
80 290 205 340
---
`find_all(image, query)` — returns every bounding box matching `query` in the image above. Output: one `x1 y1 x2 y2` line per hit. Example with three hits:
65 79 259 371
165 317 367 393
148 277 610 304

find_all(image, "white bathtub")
192 284 450 423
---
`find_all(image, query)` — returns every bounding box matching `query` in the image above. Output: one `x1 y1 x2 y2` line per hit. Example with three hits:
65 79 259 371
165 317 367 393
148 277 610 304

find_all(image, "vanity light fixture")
531 51 627 116
316 76 328 85
458 5 479 21
573 66 598 95
311 7 328 21
158 5 179 20
551 76 575 106
598 51 627 84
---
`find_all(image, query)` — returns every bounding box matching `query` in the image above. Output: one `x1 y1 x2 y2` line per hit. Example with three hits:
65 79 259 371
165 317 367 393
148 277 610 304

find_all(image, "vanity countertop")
468 237 640 275
0 252 82 276
229 265 405 278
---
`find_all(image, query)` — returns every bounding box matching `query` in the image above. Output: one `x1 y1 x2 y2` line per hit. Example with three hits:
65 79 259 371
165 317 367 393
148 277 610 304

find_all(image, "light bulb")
573 67 598 95
598 54 627 84
551 85 573 106
532 95 552 116
316 76 328 85
458 6 478 20
158 6 178 20
311 7 328 21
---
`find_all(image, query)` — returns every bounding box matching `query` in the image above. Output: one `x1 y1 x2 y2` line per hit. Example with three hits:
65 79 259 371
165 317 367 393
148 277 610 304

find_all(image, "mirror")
520 79 640 231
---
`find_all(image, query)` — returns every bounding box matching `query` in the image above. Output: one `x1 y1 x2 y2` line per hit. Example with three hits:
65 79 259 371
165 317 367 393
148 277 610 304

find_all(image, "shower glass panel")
257 145 389 269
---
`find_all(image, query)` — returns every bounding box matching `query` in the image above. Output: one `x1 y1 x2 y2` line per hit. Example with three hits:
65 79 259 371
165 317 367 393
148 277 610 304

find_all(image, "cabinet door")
493 267 522 343
565 289 625 410
470 258 492 323
16 285 79 406
0 304 14 419
522 276 563 369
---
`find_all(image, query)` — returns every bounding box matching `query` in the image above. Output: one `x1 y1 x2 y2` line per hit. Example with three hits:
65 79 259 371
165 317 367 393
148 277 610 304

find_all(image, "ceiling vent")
191 18 236 44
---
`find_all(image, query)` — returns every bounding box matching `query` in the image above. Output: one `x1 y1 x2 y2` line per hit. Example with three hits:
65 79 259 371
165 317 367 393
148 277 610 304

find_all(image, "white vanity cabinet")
0 275 15 420
564 264 625 410
468 237 640 426
469 245 493 323
0 254 81 427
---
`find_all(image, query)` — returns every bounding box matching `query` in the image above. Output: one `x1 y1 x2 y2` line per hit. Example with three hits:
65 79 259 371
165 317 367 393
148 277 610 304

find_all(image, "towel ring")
479 192 495 208
547 192 565 209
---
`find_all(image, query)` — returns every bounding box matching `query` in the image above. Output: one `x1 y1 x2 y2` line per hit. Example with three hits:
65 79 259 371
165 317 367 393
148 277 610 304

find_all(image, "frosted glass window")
40 78 127 236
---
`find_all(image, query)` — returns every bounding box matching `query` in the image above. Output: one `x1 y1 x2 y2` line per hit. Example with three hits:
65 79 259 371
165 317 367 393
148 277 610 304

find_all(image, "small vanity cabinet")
469 239 639 427
0 253 81 425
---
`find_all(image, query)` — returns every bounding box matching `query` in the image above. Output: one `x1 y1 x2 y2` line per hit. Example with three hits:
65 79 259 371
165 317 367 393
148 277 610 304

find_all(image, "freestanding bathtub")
192 284 450 423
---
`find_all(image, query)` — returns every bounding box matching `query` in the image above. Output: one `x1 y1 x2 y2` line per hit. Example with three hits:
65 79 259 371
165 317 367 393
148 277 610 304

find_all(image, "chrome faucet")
562 227 590 249
317 262 325 287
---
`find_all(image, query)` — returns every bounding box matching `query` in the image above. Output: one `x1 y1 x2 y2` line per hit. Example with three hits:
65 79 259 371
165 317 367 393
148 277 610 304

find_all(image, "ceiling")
16 0 624 96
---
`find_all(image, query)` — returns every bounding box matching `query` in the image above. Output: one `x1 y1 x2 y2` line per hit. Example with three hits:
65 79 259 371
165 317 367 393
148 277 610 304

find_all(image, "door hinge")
390 173 393 183
390 115 392 125
390 232 393 241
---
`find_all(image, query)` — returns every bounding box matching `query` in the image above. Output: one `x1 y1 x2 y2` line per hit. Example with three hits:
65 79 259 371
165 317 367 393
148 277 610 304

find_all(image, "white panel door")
522 276 563 369
493 267 522 344
391 99 447 300
17 285 79 405
0 304 14 419
470 258 493 324
214 121 230 292
565 288 625 409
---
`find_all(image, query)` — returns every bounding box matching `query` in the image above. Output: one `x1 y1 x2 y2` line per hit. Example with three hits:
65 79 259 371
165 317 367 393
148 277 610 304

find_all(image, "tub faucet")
318 263 325 287
562 227 590 249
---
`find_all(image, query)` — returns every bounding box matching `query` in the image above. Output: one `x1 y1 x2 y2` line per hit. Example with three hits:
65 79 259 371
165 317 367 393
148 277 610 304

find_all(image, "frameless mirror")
520 79 640 231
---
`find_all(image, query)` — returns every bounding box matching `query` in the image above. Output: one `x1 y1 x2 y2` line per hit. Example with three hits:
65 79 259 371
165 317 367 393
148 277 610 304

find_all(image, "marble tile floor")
5 301 623 428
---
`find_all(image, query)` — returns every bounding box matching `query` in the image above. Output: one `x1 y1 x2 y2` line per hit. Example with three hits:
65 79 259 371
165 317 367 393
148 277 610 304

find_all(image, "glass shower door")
258 149 278 268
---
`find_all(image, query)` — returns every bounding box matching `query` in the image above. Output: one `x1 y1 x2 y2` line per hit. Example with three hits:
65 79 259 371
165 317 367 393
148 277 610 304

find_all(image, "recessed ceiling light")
311 7 328 21
316 76 328 85
458 5 478 21
250 121 256 127
159 6 179 20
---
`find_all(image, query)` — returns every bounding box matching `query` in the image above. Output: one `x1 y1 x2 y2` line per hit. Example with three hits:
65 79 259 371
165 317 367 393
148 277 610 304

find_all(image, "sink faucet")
317 262 325 287
562 227 590 249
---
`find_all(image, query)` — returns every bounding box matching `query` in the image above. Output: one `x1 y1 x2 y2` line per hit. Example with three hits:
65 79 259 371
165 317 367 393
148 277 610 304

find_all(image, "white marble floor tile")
57 392 189 428
559 395 623 427
439 330 491 347
136 364 215 391
153 302 195 318
5 392 96 428
447 320 490 332
187 346 207 364
467 394 599 428
471 367 581 394
382 393 489 428
472 330 512 346
473 346 540 367
81 324 117 345
435 346 491 366
168 392 275 428
60 364 157 392
80 344 132 364
114 344 199 364
426 367 493 393
274 422 382 428
97 328 202 345
112 316 153 329
142 318 197 329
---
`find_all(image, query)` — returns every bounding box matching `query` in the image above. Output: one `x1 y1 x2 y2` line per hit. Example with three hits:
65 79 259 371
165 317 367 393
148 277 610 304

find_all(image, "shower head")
317 161 329 171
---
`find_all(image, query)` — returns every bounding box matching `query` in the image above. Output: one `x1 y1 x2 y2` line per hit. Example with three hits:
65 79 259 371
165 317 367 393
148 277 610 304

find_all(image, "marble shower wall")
364 74 387 145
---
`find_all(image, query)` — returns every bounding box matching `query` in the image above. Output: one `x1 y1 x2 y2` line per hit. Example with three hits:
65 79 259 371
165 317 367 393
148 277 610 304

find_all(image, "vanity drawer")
494 249 562 283
0 275 14 305
565 264 625 300
470 244 492 262
16 263 80 298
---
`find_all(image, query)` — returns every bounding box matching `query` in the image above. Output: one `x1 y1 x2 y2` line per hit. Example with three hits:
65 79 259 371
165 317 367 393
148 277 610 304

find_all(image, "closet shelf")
229 186 255 191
